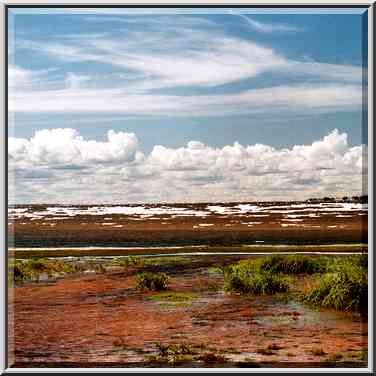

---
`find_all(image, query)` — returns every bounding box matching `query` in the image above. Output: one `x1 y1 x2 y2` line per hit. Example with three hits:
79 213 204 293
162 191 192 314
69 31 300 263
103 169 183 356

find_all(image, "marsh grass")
326 353 343 362
149 342 197 364
260 255 328 275
113 256 190 268
223 260 292 295
144 257 190 266
136 272 169 291
9 258 86 282
222 254 368 310
115 256 145 267
301 254 368 312
224 270 291 295
150 291 199 310
150 342 226 365
150 291 199 302
159 302 192 309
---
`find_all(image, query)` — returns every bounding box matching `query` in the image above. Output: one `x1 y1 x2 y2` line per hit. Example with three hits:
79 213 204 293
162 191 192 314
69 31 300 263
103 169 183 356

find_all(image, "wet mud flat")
8 201 368 248
9 255 368 368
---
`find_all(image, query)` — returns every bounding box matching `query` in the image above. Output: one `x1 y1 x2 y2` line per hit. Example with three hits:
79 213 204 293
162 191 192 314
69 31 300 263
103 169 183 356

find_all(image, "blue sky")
8 8 368 203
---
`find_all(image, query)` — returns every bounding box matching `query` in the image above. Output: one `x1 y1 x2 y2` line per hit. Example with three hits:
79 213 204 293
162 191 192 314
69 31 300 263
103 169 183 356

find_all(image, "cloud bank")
8 128 367 204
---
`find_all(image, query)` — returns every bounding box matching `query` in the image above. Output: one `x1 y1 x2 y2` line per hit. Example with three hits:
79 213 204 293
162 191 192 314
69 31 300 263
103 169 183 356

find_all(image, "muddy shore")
9 255 368 368
8 202 368 248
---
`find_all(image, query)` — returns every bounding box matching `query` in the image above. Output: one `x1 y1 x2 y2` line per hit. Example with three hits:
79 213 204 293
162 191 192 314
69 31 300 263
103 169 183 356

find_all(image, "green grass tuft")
136 272 169 291
223 259 291 295
224 268 291 295
9 258 86 282
301 254 367 312
259 255 328 275
150 291 199 302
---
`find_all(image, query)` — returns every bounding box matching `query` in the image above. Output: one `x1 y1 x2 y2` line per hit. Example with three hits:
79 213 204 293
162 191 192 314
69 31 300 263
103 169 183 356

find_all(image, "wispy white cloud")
9 14 363 120
15 34 288 89
83 15 219 29
231 13 302 33
12 21 362 98
277 61 363 84
10 26 363 116
8 83 362 116
8 65 61 92
8 128 366 204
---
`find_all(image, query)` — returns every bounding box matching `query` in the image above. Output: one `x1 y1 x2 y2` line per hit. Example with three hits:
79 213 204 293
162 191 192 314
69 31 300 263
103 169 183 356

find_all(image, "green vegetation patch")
9 258 86 282
150 291 199 302
259 255 328 275
301 254 367 312
136 272 169 291
114 256 145 267
158 302 192 310
148 342 198 364
223 260 291 295
221 254 368 305
144 256 191 266
112 255 190 268
149 342 226 365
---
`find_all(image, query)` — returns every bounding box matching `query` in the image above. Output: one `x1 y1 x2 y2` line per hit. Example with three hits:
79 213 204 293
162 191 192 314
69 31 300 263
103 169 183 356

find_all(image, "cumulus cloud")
8 128 367 204
9 128 139 168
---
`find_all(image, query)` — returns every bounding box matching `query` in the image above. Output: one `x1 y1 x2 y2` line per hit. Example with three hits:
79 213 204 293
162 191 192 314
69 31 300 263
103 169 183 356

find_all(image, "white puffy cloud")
9 128 139 167
8 128 367 204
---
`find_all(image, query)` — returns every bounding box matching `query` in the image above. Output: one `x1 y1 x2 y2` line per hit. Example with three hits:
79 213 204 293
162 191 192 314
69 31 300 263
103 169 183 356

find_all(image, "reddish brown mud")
9 256 368 368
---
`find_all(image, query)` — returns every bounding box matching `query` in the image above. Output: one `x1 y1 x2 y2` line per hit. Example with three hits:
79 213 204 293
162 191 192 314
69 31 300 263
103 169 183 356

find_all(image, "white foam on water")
8 202 367 221
44 217 70 220
282 218 304 222
206 205 234 215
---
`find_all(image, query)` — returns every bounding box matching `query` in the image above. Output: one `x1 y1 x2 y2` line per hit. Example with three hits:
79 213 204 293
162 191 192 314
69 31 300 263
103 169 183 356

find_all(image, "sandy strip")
9 243 367 259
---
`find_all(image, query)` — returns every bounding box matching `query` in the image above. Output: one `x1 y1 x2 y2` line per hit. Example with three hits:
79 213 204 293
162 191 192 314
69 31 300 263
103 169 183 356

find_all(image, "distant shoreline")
8 195 368 207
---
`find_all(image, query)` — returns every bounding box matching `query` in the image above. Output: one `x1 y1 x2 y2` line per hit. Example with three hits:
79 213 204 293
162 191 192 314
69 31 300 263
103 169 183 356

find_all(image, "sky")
8 8 368 204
